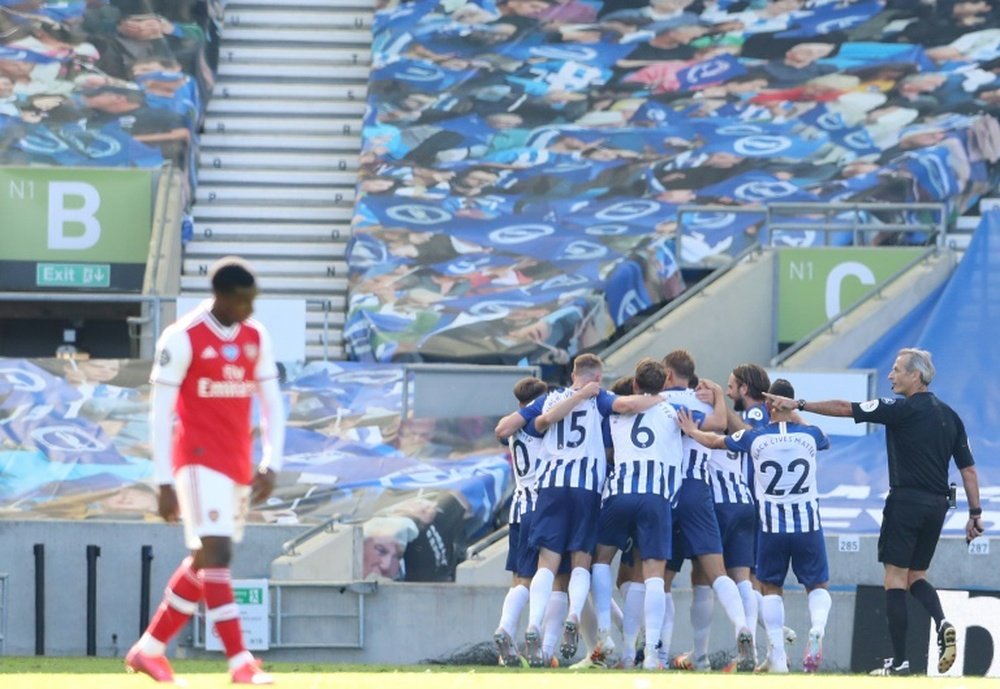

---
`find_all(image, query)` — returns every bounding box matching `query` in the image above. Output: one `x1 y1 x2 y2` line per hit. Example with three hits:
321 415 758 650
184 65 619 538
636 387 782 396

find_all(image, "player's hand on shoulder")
252 468 277 505
157 485 179 523
676 407 696 432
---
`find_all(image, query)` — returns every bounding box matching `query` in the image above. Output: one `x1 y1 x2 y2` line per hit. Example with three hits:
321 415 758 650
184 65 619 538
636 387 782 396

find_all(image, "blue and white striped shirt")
662 387 713 483
741 402 770 503
606 399 683 500
725 421 831 534
708 447 755 505
519 388 616 493
508 425 545 525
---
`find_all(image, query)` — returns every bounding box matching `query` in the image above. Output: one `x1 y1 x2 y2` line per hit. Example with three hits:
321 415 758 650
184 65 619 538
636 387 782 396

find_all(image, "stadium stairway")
183 0 372 360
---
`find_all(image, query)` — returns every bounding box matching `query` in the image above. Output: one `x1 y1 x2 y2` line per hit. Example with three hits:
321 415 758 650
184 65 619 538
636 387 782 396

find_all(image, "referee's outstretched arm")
764 394 852 417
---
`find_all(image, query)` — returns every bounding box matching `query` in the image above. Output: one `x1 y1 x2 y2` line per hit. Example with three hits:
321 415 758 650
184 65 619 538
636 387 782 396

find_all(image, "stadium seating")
347 0 1000 365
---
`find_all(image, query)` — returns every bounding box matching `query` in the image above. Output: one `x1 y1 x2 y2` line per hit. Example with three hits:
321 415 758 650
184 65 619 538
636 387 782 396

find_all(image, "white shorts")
174 464 251 550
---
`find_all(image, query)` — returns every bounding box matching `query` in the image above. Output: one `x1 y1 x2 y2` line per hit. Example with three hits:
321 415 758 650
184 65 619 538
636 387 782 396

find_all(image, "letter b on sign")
48 181 101 250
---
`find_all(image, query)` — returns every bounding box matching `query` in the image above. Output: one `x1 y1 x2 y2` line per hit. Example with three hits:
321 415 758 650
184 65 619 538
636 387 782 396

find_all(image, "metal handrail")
599 242 764 360
771 245 942 366
0 572 7 655
466 525 510 561
281 517 345 556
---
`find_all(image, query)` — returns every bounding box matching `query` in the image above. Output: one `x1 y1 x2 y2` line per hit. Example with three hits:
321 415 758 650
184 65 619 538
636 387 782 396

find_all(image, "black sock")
886 588 908 664
909 579 945 629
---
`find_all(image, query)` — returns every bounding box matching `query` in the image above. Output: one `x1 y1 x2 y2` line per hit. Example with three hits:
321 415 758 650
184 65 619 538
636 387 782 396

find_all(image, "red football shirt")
151 303 278 484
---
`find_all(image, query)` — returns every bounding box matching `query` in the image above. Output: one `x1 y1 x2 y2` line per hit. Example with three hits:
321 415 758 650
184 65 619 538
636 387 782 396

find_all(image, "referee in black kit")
766 348 984 676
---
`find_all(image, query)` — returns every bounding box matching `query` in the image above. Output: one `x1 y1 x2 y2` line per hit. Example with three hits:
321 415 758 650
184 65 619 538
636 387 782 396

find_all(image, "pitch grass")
0 658 995 689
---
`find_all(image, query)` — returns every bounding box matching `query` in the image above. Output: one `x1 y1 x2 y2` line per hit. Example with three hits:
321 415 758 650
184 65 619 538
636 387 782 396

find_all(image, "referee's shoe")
937 620 957 673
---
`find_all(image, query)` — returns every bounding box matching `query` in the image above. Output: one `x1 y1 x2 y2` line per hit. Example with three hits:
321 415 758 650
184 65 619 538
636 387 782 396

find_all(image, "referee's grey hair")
898 348 935 385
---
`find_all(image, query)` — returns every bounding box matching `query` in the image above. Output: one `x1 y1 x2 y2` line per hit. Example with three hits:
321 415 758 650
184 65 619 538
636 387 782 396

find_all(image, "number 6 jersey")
725 421 830 533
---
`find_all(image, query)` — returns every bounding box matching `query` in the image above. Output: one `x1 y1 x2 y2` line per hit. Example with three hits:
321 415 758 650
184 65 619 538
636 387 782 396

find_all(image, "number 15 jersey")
725 421 830 534
520 388 615 493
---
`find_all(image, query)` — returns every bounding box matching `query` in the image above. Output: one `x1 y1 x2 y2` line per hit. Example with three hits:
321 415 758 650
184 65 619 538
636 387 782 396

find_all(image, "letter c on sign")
825 261 875 319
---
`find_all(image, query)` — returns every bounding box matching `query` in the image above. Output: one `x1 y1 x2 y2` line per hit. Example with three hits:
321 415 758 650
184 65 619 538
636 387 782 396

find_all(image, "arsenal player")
126 258 285 685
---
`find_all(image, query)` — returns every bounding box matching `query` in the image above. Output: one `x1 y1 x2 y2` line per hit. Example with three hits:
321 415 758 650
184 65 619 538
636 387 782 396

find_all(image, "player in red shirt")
126 258 285 685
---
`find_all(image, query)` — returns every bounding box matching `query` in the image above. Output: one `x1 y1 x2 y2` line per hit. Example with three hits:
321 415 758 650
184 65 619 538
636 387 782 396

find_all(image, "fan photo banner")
348 0 1000 364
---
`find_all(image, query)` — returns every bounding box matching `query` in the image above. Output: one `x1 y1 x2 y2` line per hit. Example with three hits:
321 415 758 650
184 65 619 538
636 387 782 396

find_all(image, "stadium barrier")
0 571 7 656
1 520 996 670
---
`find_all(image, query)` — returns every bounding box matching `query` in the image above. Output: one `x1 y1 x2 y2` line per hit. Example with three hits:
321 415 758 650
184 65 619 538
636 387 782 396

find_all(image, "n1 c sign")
778 247 924 343
0 166 153 291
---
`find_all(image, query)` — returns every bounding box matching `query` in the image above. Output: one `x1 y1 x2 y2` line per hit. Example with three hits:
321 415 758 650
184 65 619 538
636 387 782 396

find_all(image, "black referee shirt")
851 392 974 495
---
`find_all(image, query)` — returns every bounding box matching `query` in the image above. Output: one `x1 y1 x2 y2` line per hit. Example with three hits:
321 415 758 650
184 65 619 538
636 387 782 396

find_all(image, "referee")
766 348 983 676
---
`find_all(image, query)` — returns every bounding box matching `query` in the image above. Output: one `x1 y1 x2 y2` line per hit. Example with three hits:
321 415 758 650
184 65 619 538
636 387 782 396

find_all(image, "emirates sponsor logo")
197 378 256 398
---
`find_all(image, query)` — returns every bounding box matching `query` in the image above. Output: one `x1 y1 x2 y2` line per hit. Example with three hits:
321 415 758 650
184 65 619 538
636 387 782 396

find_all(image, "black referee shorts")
877 490 949 571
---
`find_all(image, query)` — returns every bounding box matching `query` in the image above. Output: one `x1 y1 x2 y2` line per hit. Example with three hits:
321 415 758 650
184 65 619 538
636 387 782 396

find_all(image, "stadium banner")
0 167 153 291
778 247 925 343
349 0 1000 364
0 357 510 582
852 585 1000 677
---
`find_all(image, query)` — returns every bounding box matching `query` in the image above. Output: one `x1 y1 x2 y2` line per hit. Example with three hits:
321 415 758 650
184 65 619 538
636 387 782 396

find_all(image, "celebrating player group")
493 351 832 673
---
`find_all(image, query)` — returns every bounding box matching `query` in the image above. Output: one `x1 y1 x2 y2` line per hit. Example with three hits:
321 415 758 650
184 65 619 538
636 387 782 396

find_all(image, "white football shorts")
174 464 251 550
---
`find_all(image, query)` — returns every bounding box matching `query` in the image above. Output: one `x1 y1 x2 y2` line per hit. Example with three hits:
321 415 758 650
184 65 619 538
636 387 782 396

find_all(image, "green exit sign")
36 263 111 288
234 587 264 605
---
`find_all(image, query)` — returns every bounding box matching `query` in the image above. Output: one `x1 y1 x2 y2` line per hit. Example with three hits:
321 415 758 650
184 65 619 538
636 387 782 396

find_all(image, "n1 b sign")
0 167 152 291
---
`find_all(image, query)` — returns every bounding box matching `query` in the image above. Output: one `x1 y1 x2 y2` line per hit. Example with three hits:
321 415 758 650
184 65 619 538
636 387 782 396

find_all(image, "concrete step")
217 62 371 81
185 240 346 259
207 98 366 117
191 222 350 242
201 133 359 152
224 9 372 29
305 310 346 327
198 168 359 186
183 258 348 278
304 327 344 345
196 186 355 205
200 151 359 170
222 27 370 44
213 82 366 100
179 291 347 311
204 116 362 135
220 46 371 65
305 343 344 360
193 204 353 223
181 274 348 294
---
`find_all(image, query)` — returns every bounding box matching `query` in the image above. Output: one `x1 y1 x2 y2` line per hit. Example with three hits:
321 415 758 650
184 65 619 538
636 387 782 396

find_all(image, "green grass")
0 657 996 689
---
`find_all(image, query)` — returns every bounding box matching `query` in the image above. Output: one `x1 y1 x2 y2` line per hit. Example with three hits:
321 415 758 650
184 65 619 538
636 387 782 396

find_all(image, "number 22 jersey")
725 421 830 533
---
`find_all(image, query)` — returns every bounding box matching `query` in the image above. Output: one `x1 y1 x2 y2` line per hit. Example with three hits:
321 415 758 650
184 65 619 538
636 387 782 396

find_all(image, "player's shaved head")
572 353 603 382
769 378 795 399
211 256 257 294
